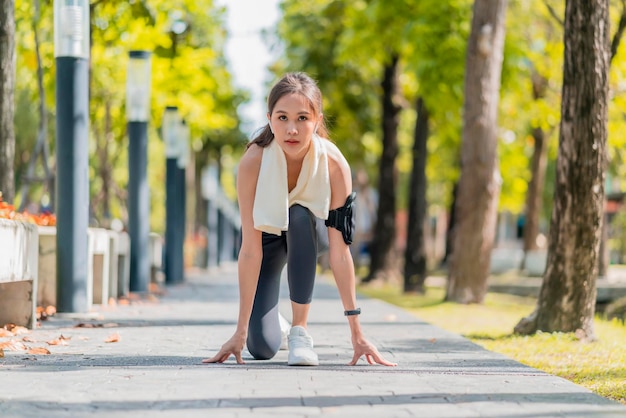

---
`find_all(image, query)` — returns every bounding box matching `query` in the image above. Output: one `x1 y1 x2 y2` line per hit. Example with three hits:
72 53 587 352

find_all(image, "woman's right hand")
201 331 247 364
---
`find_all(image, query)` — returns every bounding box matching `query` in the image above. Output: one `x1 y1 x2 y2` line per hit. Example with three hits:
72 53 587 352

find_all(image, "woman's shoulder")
238 143 264 176
323 139 349 168
322 140 351 185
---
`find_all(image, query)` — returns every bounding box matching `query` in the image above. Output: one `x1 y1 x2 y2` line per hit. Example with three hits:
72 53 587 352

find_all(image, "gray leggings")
247 204 328 360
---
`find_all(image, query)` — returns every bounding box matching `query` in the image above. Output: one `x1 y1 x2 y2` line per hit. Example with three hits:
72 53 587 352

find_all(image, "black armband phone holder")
325 192 356 245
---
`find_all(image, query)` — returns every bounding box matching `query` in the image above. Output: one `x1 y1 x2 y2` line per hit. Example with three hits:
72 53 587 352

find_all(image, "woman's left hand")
349 336 397 366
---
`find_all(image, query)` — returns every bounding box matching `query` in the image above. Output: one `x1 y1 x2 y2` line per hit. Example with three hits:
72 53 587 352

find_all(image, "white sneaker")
278 312 291 350
287 326 319 366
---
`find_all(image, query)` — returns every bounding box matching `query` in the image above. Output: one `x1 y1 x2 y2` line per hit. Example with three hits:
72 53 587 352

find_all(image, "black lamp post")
162 107 184 284
177 119 189 281
126 50 152 293
54 0 90 313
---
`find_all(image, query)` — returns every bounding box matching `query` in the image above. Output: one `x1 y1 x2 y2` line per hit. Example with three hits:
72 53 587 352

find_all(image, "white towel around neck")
253 134 332 235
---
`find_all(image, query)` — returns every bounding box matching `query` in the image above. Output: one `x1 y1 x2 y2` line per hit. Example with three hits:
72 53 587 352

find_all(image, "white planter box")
0 219 39 328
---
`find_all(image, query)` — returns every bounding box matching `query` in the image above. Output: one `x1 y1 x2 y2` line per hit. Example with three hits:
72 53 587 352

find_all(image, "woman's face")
268 93 321 160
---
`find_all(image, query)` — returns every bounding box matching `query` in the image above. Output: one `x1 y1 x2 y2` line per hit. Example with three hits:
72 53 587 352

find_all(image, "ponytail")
247 124 274 149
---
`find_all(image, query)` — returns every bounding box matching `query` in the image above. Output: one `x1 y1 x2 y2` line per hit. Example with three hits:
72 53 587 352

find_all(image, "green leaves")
13 0 244 230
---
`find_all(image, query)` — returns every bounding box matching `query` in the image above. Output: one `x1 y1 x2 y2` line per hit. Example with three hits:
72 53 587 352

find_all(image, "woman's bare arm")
327 153 396 367
203 145 264 364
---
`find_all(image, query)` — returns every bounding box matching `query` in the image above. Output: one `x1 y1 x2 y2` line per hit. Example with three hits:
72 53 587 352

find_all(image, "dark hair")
247 72 329 149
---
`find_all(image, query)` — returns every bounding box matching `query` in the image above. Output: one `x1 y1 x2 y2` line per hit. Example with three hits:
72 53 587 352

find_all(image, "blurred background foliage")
9 0 626 242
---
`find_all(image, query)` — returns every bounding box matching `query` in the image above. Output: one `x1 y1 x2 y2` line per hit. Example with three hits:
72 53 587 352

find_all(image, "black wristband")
344 308 361 316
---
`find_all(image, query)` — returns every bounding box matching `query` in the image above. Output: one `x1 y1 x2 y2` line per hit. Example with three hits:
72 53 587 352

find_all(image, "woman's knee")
246 307 282 360
246 329 280 360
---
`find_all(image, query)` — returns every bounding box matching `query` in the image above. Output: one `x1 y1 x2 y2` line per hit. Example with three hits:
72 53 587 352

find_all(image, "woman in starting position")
202 72 396 367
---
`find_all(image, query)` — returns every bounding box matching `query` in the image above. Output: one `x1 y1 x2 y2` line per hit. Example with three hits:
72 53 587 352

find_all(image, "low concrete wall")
149 232 163 283
38 227 132 307
524 250 547 277
116 232 130 298
0 219 39 328
37 226 56 307
489 247 547 277
89 228 111 305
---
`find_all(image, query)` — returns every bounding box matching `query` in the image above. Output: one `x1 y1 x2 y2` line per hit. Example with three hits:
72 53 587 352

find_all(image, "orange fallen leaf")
0 348 4 357
105 333 120 343
22 336 36 343
47 338 68 346
45 306 57 316
28 347 51 355
11 326 29 335
149 283 166 296
108 297 117 306
0 340 27 351
429 338 437 343
0 328 14 337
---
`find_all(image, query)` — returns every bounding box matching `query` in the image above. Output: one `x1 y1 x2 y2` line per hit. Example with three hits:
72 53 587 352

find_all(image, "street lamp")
126 50 152 293
162 107 184 284
177 119 190 281
54 0 90 313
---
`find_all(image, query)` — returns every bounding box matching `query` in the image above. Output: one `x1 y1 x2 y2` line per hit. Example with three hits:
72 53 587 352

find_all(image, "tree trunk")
515 0 610 340
0 0 15 203
403 97 429 293
441 182 458 267
365 54 401 283
520 70 550 271
520 126 548 268
446 0 508 303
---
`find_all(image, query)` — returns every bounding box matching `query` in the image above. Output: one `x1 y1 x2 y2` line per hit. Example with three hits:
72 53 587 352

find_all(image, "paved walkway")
1 264 625 418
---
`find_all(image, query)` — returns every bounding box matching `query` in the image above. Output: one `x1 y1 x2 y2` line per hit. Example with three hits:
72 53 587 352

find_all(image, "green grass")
357 283 626 404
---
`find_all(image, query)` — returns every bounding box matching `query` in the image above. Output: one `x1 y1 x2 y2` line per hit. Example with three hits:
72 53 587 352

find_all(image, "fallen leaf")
45 306 57 316
108 297 117 306
0 348 4 357
0 328 13 337
103 323 118 328
149 283 166 296
0 340 27 351
11 326 29 335
104 333 120 343
22 336 36 343
60 335 71 340
429 338 437 343
47 338 68 346
28 347 51 355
